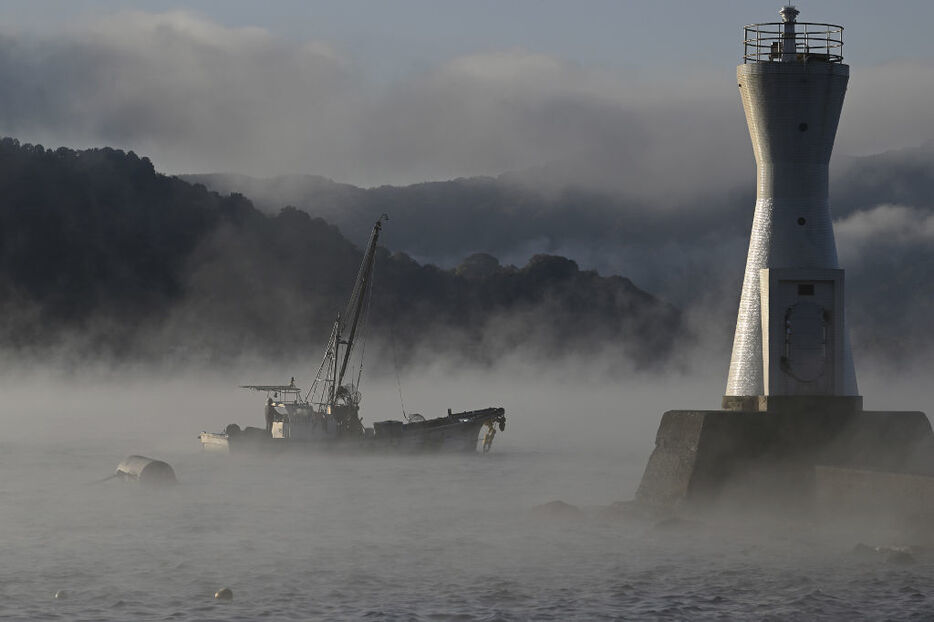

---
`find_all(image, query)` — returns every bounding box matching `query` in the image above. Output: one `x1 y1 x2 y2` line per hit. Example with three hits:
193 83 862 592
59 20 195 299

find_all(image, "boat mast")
307 316 339 406
336 214 386 393
330 314 341 405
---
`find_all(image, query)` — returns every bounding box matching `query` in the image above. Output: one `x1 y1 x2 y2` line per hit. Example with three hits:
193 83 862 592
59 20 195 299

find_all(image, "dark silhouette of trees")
0 138 682 367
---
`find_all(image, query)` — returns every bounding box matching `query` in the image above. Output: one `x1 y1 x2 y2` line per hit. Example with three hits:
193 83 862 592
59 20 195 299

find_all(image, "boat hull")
199 432 231 453
201 408 506 454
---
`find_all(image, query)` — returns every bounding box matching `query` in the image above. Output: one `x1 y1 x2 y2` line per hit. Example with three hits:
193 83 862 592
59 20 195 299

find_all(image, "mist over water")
1 359 932 620
0 3 930 618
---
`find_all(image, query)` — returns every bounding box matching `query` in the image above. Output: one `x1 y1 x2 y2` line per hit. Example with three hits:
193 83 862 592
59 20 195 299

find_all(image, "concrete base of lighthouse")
635 398 933 513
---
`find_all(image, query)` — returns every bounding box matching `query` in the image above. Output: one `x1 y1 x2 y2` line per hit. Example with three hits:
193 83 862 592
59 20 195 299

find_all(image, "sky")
6 1 934 71
0 1 932 190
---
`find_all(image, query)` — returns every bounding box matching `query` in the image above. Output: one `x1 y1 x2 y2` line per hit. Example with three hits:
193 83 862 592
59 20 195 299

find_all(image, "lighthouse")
634 6 932 511
725 5 858 403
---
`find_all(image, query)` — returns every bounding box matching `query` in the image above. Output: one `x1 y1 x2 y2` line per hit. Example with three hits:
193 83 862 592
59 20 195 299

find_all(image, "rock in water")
53 590 68 600
215 587 233 601
115 456 177 486
532 500 582 519
886 550 916 565
653 516 703 531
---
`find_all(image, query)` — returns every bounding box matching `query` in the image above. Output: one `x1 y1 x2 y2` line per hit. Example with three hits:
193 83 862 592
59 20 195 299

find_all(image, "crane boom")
336 215 386 393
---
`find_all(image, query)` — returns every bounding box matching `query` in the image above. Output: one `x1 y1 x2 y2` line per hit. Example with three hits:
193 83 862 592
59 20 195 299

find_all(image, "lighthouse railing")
743 22 844 64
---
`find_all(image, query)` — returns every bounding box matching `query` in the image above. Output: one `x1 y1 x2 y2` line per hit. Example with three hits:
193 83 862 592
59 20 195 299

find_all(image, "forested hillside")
0 138 681 369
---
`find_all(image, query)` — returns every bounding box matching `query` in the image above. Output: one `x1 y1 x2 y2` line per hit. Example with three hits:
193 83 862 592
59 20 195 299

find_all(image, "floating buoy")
53 590 68 600
115 455 177 486
214 587 233 601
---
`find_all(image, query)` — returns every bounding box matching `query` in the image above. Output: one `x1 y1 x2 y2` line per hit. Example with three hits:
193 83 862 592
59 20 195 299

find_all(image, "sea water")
1 373 932 620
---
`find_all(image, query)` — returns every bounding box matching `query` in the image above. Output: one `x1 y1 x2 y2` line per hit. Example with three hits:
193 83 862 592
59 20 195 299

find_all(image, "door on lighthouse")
762 268 844 396
783 299 828 383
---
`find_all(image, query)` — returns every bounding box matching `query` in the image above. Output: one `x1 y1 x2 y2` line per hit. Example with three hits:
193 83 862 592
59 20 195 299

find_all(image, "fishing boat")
199 215 506 454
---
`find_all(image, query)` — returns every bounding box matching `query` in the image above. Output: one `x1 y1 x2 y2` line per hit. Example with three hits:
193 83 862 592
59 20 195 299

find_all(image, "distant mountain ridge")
0 137 682 369
185 144 934 364
182 172 725 272
184 145 934 279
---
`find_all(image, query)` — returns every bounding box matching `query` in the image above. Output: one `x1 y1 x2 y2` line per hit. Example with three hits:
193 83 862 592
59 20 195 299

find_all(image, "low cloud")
0 10 744 199
2 11 932 201
831 204 934 363
835 204 934 260
837 61 934 157
0 11 355 174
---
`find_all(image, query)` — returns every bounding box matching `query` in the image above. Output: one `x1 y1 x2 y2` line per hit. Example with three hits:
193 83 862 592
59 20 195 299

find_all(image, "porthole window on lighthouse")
797 217 807 226
799 122 809 132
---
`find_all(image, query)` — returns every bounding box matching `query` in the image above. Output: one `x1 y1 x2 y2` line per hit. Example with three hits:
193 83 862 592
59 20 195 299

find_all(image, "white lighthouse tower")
725 6 858 403
636 5 932 512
